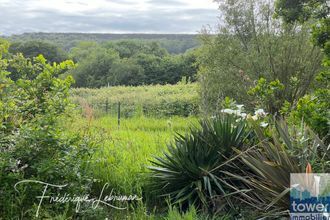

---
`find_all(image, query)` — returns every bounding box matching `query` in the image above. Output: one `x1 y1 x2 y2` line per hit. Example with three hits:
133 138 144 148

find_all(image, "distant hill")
5 33 200 54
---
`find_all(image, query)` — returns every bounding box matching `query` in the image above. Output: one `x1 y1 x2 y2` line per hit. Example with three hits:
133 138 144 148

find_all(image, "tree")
70 48 119 88
103 40 168 58
68 40 198 87
69 41 99 62
133 53 163 84
275 0 329 60
108 58 145 86
275 0 329 141
9 40 68 63
198 0 323 114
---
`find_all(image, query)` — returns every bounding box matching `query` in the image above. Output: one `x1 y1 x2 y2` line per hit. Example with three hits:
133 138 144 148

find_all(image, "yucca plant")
222 119 320 218
274 119 330 173
148 114 250 212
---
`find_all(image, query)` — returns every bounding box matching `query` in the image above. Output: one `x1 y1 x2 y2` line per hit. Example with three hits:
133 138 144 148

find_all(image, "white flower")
221 106 247 119
233 110 241 115
236 104 244 110
254 109 267 117
221 109 234 114
260 122 269 128
252 115 258 121
240 113 247 118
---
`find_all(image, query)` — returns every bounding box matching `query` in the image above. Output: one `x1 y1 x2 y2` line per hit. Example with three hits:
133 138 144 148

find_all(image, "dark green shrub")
148 114 251 213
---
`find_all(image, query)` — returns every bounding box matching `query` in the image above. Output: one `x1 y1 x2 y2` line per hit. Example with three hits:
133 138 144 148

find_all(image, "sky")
0 0 220 35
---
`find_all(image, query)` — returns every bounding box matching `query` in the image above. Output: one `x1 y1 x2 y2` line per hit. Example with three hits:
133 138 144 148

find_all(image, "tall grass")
70 83 199 117
62 115 199 218
65 116 198 194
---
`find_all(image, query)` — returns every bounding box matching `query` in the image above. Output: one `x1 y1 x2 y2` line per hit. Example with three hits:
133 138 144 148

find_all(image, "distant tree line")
6 33 200 53
7 39 199 87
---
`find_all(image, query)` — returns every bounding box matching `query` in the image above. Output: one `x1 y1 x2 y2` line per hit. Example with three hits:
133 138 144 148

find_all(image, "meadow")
70 82 199 117
63 115 200 219
65 115 198 193
1 0 329 218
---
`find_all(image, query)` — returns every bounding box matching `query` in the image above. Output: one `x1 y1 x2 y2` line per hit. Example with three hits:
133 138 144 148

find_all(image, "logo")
14 180 142 217
290 173 330 220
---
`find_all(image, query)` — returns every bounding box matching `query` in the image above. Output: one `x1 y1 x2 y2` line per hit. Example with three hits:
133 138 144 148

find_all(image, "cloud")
0 0 219 35
146 0 187 6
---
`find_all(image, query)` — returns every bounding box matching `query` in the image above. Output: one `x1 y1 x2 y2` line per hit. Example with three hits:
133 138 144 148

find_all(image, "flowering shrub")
220 104 269 128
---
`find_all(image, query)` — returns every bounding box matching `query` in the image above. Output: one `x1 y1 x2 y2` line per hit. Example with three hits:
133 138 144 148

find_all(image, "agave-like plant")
221 119 330 218
148 114 250 212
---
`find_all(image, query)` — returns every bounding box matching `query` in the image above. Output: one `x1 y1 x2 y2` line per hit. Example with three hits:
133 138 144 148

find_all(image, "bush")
0 40 96 218
223 119 329 218
288 71 330 142
248 78 285 114
148 114 251 213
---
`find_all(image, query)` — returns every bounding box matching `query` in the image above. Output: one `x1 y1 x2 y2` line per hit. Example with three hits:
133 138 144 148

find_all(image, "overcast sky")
0 0 220 35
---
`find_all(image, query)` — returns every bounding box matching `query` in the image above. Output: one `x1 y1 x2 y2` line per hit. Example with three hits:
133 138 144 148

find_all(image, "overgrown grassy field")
65 115 198 192
63 115 199 218
70 83 199 117
65 83 204 218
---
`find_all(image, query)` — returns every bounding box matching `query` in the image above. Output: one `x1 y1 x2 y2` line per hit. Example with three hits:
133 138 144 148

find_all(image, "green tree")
69 41 100 62
9 40 68 63
104 40 168 58
108 58 145 86
198 0 323 114
70 48 119 87
69 40 198 87
275 0 329 141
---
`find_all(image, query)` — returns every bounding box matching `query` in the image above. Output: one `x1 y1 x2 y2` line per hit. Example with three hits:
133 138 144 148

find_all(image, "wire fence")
75 98 199 120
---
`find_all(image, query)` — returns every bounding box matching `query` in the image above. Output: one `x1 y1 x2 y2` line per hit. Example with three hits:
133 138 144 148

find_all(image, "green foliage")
165 206 198 220
8 33 199 54
288 71 330 141
275 0 330 142
225 120 300 217
108 58 145 86
0 40 96 218
70 83 199 117
64 115 197 219
248 78 285 114
274 0 328 23
312 17 330 60
198 0 322 114
0 38 9 58
68 40 198 87
225 119 329 218
70 47 120 87
275 119 330 172
275 0 329 62
9 40 68 63
104 40 168 58
148 114 250 213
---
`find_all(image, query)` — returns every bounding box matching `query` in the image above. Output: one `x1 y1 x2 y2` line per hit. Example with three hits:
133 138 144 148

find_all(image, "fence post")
105 98 109 114
118 101 121 129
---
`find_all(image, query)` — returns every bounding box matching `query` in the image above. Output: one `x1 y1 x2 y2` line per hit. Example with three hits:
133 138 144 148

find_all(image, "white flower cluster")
221 105 247 118
220 105 269 127
251 109 267 121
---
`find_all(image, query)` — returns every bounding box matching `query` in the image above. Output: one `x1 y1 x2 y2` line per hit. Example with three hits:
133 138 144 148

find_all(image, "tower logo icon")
290 173 330 219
